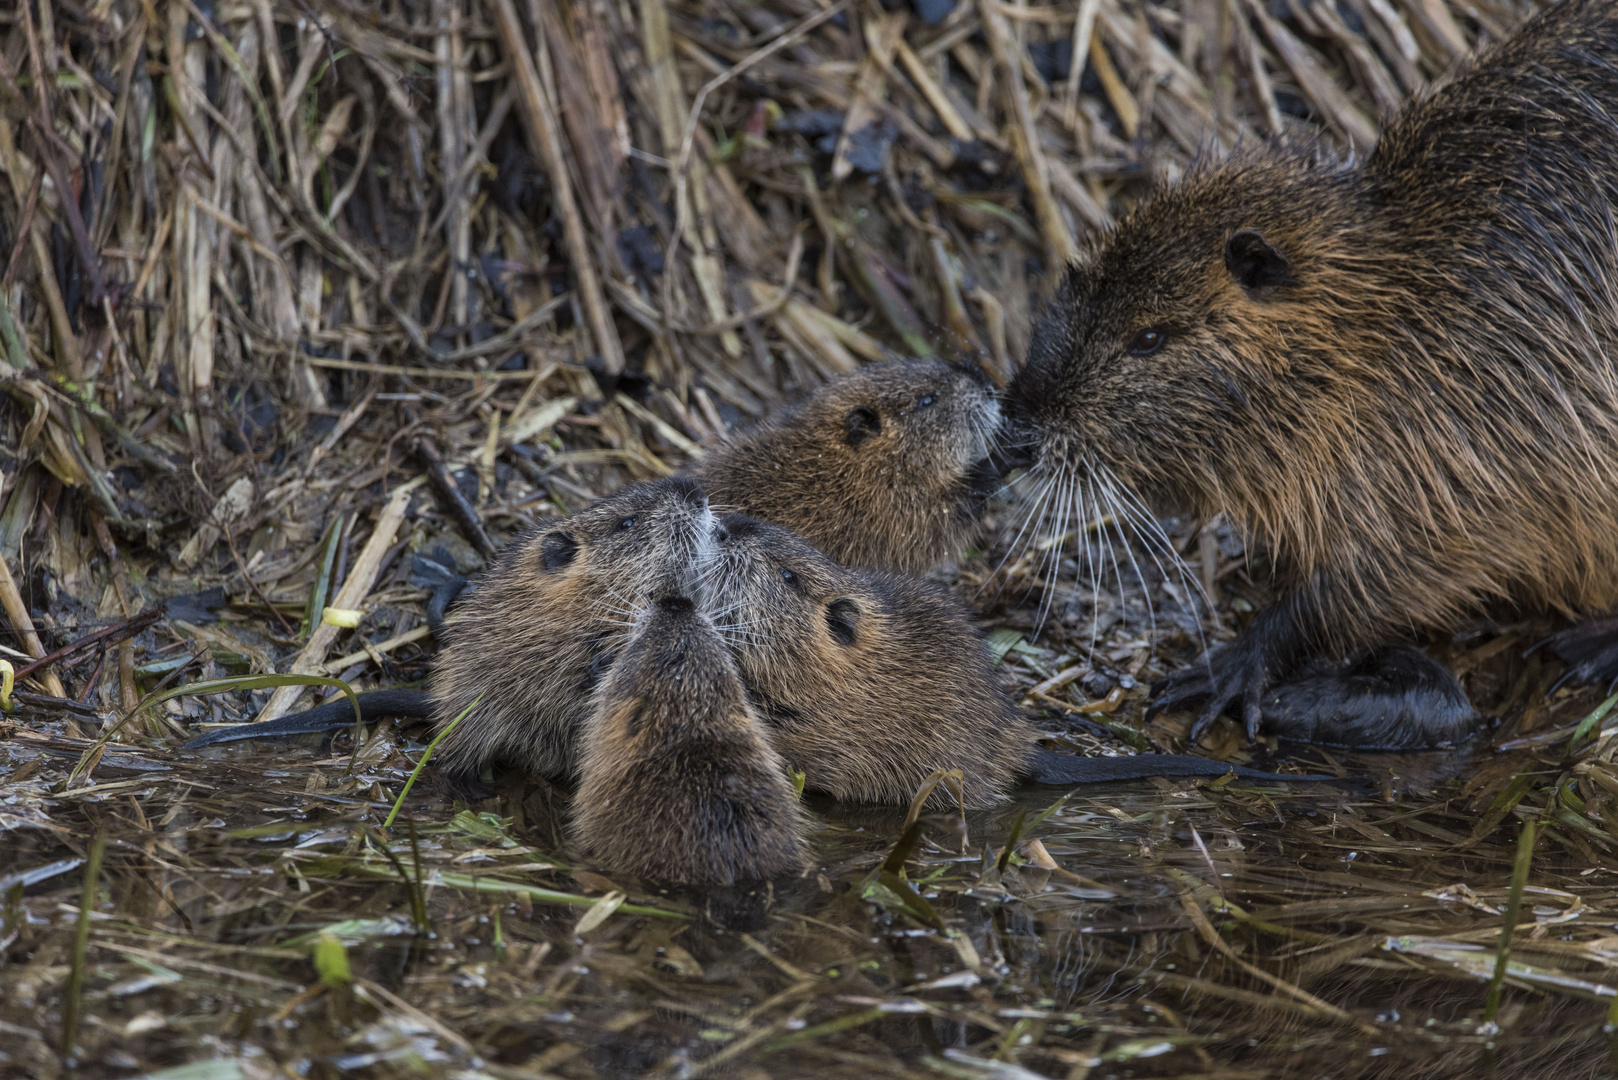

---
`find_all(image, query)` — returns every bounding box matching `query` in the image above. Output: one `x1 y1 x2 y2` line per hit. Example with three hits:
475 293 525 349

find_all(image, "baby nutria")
702 514 1329 806
571 595 806 885
182 479 713 765
689 358 1003 574
1006 0 1618 747
429 477 716 788
702 513 1030 807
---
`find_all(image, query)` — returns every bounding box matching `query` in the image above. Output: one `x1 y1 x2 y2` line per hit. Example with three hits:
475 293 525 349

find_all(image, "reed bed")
8 0 1618 1077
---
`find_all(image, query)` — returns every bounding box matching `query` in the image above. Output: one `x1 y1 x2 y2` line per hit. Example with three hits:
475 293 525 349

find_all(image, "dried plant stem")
258 479 423 721
982 2 1078 269
0 549 64 697
492 0 623 374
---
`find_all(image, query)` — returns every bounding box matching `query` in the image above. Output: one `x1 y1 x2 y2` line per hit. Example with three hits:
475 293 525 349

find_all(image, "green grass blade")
303 514 344 638
1573 693 1618 742
60 829 104 1059
383 692 483 829
1484 818 1537 1025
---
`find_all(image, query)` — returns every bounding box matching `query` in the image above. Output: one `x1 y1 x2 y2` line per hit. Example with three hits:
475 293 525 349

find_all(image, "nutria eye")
619 516 636 530
917 395 936 409
779 568 803 593
1129 329 1167 356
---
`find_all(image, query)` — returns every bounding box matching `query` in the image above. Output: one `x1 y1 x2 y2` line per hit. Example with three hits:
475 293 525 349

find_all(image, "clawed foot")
1150 640 1479 749
1542 616 1618 695
1147 640 1275 743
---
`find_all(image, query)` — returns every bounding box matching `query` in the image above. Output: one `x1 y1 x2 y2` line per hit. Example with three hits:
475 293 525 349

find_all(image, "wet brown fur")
702 514 1032 808
1012 1 1618 703
570 596 807 885
690 359 1002 574
431 478 714 784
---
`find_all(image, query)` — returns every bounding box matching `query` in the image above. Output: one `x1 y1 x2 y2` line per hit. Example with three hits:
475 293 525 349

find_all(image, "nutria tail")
1024 749 1336 785
570 595 807 885
182 688 434 750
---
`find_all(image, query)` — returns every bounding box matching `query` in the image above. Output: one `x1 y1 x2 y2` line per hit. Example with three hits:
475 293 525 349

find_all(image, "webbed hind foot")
1153 644 1478 750
1543 616 1618 694
1259 645 1477 749
1147 636 1276 743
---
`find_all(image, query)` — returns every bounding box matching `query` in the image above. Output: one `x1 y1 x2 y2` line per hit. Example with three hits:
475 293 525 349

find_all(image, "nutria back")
1010 0 1618 671
570 595 806 885
691 359 1001 574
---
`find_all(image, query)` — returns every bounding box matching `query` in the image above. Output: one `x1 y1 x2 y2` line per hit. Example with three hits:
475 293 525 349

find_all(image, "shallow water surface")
2 725 1613 1080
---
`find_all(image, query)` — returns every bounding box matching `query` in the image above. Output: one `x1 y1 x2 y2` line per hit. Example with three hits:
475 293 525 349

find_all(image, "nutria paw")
1543 616 1618 694
1148 641 1273 744
1260 646 1478 749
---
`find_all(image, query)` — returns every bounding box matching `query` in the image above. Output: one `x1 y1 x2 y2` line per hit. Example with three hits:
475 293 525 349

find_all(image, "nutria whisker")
1095 482 1133 653
981 463 1060 599
1033 470 1079 633
1099 467 1190 622
1082 470 1105 652
1101 476 1161 652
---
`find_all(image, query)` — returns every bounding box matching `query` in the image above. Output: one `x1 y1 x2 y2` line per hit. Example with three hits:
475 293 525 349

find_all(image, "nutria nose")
653 595 695 614
990 406 1040 473
718 514 761 541
955 360 994 390
991 438 1037 474
665 476 707 507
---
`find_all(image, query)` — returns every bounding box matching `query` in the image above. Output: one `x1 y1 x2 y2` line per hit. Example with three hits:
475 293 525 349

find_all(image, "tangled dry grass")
12 1 1618 1078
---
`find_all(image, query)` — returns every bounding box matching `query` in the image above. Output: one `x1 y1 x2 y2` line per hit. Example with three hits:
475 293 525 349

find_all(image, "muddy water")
2 720 1613 1080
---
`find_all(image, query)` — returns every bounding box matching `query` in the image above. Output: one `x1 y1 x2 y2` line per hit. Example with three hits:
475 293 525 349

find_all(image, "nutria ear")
825 598 861 646
541 530 578 572
843 406 881 448
1224 230 1294 299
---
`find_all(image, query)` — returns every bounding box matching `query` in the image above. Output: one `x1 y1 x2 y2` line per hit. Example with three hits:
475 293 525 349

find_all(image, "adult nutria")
690 359 1003 574
701 514 1330 805
1005 0 1618 747
429 477 716 789
571 595 807 885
